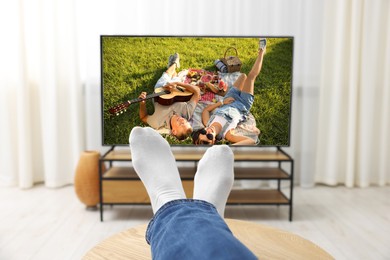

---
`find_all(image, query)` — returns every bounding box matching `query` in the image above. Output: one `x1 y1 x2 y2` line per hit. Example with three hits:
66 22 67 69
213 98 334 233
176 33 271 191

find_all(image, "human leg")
233 72 247 91
166 53 180 77
146 200 257 260
155 72 172 89
168 52 180 69
165 63 178 78
154 53 181 88
193 145 234 217
241 43 266 95
131 128 256 259
129 127 186 213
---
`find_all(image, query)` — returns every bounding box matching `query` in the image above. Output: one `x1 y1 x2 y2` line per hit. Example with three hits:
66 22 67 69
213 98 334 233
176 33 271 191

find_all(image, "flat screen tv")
101 35 293 146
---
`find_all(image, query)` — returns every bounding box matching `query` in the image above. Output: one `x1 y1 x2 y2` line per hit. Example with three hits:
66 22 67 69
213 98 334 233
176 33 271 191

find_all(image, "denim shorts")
222 87 254 114
210 87 254 133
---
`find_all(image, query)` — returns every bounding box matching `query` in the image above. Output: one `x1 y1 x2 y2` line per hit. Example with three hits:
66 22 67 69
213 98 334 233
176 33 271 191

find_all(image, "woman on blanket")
192 39 266 145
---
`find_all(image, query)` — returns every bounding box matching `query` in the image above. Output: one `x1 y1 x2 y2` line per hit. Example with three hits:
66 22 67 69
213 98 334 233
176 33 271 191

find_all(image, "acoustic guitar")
108 86 193 116
153 86 193 105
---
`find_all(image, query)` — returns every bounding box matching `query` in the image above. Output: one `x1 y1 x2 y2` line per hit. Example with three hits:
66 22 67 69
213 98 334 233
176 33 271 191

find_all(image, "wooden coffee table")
83 218 333 259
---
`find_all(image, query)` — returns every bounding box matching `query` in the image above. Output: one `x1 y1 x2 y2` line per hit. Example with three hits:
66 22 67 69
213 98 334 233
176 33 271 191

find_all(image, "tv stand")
99 146 294 221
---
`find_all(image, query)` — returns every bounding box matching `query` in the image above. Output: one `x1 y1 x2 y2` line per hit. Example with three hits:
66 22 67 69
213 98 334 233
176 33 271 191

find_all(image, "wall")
77 0 324 186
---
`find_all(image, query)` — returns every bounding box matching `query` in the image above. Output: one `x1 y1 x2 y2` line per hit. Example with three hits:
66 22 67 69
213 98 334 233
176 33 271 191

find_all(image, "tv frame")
100 35 294 147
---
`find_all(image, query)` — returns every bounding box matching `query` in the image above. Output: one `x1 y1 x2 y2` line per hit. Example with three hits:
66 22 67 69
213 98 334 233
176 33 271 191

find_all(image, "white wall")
77 0 324 186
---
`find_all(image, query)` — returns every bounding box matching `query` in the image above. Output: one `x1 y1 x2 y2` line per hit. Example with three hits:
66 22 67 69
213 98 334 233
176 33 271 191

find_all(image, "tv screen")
101 36 293 146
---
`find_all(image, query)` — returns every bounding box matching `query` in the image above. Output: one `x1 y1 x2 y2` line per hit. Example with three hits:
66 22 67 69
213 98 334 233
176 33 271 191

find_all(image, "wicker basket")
220 47 242 73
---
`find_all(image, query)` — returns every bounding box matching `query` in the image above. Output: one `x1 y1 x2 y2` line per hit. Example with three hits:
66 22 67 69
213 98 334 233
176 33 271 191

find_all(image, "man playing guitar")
138 53 200 141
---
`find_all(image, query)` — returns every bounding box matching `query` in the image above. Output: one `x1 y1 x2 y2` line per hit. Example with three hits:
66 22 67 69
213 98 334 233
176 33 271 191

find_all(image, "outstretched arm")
201 97 235 126
225 130 256 145
202 101 220 126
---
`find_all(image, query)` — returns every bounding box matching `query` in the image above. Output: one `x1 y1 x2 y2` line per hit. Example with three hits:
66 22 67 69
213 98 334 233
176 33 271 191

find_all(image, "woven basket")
220 47 242 73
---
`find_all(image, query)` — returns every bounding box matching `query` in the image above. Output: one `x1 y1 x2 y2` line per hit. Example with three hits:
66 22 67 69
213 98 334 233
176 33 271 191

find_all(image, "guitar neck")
108 89 170 116
128 89 170 104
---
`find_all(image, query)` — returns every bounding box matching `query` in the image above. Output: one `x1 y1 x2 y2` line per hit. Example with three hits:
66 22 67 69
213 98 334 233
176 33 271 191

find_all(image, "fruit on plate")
201 74 213 82
218 80 227 92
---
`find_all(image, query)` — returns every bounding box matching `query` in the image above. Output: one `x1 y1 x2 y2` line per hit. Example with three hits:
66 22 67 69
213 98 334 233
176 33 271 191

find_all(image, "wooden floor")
1 185 389 260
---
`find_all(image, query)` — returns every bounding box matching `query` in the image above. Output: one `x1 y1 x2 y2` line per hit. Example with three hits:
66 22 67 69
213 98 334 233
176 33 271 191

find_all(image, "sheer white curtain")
1 0 388 189
0 0 324 188
315 0 390 187
0 1 84 188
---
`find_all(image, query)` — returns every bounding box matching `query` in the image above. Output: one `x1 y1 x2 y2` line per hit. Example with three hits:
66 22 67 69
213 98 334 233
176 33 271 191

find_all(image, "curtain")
1 0 389 189
315 0 390 187
0 1 84 188
77 0 326 189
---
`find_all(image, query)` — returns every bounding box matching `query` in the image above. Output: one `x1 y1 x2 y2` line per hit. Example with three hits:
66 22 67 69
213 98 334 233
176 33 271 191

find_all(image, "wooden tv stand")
99 146 294 221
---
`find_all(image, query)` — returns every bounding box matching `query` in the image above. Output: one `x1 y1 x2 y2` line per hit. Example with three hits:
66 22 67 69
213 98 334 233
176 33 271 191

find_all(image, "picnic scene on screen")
101 36 293 146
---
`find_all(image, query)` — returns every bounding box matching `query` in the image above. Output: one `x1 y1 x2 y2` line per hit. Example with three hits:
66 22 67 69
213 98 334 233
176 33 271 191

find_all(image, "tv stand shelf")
99 147 294 221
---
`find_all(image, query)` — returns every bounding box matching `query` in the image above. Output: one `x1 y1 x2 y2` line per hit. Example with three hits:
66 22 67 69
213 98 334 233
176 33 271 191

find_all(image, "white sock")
193 145 234 217
129 127 186 213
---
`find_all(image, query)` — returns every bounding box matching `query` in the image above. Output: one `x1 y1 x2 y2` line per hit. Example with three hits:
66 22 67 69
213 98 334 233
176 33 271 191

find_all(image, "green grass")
102 36 293 146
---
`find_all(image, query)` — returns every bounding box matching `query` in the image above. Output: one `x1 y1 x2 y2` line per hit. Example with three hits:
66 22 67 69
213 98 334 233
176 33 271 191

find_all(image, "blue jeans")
146 199 257 260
